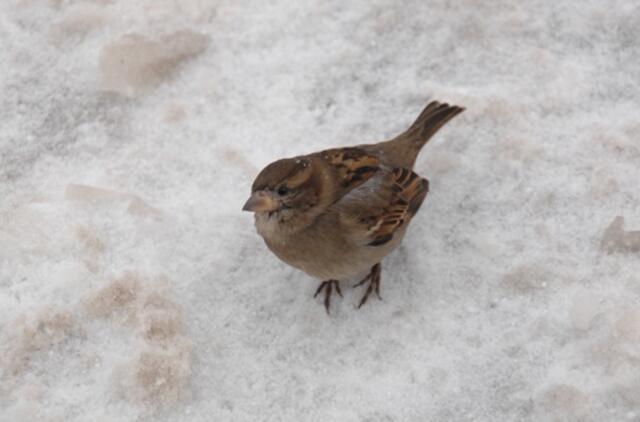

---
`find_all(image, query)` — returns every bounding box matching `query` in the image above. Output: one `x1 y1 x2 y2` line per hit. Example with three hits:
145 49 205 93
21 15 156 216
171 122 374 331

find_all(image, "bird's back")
360 101 464 169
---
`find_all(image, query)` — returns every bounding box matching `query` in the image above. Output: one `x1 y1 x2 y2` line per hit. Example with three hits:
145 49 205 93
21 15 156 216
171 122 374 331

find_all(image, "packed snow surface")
1 0 640 421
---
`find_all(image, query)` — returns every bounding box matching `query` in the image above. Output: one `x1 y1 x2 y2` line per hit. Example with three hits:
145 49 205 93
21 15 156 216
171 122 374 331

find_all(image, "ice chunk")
79 271 191 407
65 184 130 202
139 293 182 344
127 197 162 218
66 185 161 219
600 216 640 254
49 0 113 9
4 310 76 376
75 225 105 273
49 4 106 44
141 312 181 344
99 31 210 96
127 348 191 405
84 272 140 321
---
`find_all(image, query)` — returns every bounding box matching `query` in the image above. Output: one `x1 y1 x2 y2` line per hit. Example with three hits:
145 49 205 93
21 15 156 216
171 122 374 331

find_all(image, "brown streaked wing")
363 167 429 246
322 147 381 193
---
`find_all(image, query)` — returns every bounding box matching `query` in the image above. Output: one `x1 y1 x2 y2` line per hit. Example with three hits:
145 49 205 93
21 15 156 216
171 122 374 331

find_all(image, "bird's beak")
242 191 280 212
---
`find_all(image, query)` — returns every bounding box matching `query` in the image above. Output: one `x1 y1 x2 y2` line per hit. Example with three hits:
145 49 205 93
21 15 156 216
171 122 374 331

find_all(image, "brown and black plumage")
243 101 464 312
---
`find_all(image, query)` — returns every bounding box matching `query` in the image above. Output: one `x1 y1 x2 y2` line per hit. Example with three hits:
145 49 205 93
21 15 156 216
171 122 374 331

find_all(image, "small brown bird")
243 101 464 312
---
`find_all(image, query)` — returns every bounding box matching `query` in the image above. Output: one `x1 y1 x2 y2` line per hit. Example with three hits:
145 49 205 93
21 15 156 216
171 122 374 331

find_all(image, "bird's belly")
264 229 404 281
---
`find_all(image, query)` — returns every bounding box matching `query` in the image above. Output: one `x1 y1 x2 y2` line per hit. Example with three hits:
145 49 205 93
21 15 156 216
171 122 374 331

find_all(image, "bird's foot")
313 280 342 314
354 263 382 308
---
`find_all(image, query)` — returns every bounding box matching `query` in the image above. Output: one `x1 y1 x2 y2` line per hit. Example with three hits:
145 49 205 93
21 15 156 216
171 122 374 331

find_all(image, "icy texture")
601 216 640 254
100 31 210 96
1 0 640 420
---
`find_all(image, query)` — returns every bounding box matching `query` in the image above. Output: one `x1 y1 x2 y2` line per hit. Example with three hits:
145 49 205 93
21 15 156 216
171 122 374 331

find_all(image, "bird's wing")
321 147 381 195
333 166 429 246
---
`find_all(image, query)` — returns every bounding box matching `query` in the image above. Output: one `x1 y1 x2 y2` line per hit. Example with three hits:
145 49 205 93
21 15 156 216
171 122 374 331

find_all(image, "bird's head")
243 157 324 226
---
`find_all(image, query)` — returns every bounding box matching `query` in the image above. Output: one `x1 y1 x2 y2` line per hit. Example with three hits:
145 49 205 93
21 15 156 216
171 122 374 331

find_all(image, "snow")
1 0 639 420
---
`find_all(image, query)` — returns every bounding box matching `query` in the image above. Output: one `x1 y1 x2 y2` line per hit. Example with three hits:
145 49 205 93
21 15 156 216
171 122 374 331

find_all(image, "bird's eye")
276 186 289 196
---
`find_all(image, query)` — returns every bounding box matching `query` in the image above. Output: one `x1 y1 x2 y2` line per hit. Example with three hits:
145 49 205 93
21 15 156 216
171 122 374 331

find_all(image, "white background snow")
1 0 640 420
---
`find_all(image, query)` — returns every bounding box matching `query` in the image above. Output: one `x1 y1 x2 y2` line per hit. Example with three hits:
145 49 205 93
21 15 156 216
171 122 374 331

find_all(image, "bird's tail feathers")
402 101 464 151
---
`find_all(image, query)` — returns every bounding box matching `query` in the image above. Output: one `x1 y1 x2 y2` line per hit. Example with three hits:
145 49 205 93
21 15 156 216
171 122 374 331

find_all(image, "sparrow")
243 101 464 312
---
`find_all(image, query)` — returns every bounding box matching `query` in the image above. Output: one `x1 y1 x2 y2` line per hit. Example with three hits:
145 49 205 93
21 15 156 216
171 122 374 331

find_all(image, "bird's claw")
355 263 382 308
314 280 342 313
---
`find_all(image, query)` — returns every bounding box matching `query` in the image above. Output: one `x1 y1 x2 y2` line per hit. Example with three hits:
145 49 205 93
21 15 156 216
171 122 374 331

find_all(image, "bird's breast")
256 213 404 281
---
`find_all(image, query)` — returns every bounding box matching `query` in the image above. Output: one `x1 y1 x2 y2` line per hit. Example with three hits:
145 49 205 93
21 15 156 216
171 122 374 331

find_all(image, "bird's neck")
254 209 316 242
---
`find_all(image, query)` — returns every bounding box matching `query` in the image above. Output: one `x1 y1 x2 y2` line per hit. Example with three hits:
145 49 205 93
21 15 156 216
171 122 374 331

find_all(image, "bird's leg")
354 263 382 308
313 280 342 313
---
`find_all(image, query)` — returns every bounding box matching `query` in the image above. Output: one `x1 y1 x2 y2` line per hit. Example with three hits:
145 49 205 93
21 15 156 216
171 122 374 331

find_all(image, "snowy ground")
1 0 640 420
